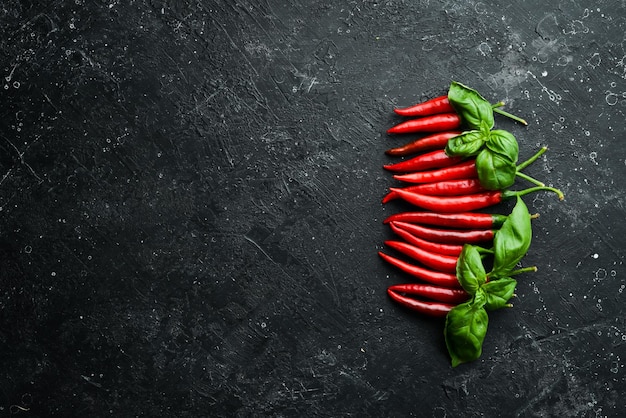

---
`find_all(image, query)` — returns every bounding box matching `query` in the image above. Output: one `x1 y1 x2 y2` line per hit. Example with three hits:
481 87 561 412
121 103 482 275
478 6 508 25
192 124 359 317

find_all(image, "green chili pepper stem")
515 171 545 187
503 185 565 201
517 147 547 171
508 266 538 276
491 102 528 125
530 213 540 220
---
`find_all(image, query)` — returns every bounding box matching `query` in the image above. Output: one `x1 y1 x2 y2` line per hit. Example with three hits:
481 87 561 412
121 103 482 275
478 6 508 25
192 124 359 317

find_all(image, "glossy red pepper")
387 113 461 135
383 211 508 229
382 179 486 203
388 221 464 256
387 288 455 317
383 149 463 173
384 240 458 273
378 251 461 288
390 221 494 244
393 160 478 184
389 188 505 213
385 131 462 157
393 95 455 117
388 283 469 304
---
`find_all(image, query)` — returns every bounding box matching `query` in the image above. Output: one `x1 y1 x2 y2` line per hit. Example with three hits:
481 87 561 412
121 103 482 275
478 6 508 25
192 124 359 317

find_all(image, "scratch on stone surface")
206 9 259 78
243 234 275 263
514 372 565 417
1 134 44 184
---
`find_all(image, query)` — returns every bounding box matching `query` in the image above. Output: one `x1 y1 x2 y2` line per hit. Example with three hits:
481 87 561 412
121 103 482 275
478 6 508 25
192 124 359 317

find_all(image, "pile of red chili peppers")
381 82 564 367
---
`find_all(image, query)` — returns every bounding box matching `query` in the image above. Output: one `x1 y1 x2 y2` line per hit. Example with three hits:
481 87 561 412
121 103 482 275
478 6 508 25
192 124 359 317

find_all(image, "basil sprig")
491 196 532 277
447 81 495 132
445 82 527 191
444 196 535 367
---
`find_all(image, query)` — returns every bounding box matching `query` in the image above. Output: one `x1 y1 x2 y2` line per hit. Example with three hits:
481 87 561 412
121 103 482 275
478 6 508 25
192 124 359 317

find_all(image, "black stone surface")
1 1 625 416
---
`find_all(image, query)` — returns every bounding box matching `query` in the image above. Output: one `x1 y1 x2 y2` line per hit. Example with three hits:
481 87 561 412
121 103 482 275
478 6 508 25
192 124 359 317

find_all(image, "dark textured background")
1 1 625 416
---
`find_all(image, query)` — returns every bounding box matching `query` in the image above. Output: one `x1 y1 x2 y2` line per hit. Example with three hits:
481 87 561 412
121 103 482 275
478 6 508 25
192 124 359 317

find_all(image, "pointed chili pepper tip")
386 288 399 297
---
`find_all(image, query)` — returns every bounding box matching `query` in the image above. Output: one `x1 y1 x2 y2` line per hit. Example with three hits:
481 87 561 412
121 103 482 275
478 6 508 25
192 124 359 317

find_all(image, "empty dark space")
1 1 625 416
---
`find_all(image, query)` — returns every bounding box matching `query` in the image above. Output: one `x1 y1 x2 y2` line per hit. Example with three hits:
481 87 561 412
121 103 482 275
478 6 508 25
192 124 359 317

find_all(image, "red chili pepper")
388 283 469 304
383 149 463 173
388 221 464 256
387 288 455 317
387 113 461 135
393 95 455 117
389 188 505 213
382 179 486 203
390 221 494 244
393 160 478 184
385 131 462 157
378 251 461 288
383 211 508 229
384 240 458 273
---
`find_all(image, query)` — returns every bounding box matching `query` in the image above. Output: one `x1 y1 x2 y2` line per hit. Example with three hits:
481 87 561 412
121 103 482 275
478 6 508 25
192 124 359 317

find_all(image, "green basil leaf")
486 130 519 163
491 196 532 278
456 244 487 295
448 81 494 131
445 130 488 157
476 148 517 190
482 278 517 310
444 300 489 367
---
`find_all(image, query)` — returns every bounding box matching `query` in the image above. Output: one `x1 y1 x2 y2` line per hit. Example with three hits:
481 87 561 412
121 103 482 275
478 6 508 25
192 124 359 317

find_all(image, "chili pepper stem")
505 185 564 201
531 213 540 220
515 171 545 187
514 147 551 187
508 266 538 276
491 101 528 125
517 147 547 171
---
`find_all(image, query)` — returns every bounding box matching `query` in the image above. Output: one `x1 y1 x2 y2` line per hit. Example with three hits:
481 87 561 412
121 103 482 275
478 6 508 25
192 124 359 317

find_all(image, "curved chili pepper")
393 95 455 117
393 160 478 184
389 188 504 213
385 131 462 157
383 211 508 229
388 221 464 256
387 113 461 135
383 149 463 173
384 240 458 273
382 179 486 203
390 221 494 244
378 251 461 288
387 288 455 317
388 283 469 304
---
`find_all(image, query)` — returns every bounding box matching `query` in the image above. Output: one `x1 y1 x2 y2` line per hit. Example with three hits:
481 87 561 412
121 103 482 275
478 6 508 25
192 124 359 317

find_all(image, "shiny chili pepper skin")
385 131 462 157
387 113 461 135
387 288 455 317
388 283 469 304
383 211 508 229
383 149 464 173
393 95 455 117
388 220 464 256
384 240 458 273
390 221 495 244
382 179 486 203
389 188 503 213
378 251 461 288
393 160 478 184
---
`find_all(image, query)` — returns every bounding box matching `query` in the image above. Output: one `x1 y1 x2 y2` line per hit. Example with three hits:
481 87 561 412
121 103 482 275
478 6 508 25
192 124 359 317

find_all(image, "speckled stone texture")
1 1 625 416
